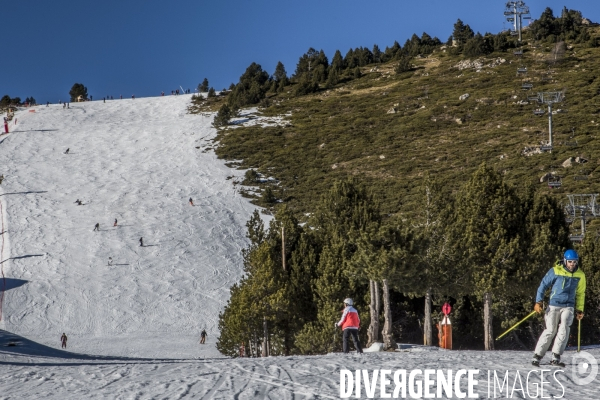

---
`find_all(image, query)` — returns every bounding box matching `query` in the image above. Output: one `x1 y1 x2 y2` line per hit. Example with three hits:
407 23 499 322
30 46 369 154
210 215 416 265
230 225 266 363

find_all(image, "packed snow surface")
0 95 260 360
1 96 599 399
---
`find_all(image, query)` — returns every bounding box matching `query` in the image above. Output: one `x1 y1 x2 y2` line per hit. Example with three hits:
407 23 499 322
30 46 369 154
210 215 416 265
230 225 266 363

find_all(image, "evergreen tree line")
528 7 599 46
217 164 600 356
0 95 24 107
212 6 595 123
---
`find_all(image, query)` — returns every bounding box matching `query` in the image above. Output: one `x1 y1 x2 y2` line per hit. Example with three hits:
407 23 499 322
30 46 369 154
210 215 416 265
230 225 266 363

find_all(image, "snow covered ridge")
0 94 264 360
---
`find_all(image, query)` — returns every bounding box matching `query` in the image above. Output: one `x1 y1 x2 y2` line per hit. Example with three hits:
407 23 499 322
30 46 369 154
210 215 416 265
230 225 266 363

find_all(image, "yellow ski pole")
578 319 581 353
496 311 537 341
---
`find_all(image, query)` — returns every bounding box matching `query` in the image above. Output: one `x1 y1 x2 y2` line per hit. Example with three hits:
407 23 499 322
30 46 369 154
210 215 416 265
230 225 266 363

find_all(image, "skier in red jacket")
335 298 363 353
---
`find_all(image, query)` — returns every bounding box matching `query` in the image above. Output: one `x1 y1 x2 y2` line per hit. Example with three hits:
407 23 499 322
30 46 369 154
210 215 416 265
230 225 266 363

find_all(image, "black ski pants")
343 328 363 353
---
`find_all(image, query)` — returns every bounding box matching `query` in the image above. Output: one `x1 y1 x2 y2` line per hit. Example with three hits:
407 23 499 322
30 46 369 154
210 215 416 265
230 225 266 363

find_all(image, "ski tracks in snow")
0 96 264 359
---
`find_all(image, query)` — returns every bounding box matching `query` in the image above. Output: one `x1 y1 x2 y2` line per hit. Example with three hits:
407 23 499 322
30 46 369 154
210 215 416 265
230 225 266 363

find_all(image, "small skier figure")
200 329 207 344
75 199 82 205
113 218 118 227
108 257 113 266
335 298 363 354
0 174 4 185
531 249 586 367
64 148 70 154
239 342 245 357
189 197 194 206
93 223 100 231
139 237 144 247
60 333 68 349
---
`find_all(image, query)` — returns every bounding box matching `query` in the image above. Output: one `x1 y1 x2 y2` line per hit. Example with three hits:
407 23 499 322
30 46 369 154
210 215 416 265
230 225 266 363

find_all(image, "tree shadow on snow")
1 254 44 264
0 330 196 365
0 278 29 292
0 191 48 197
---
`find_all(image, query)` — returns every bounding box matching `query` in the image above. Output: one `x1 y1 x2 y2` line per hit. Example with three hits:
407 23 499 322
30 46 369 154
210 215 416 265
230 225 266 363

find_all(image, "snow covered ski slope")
0 95 260 359
1 96 599 399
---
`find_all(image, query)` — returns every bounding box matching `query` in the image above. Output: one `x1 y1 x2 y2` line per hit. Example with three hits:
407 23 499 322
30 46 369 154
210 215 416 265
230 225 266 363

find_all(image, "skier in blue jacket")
531 249 586 367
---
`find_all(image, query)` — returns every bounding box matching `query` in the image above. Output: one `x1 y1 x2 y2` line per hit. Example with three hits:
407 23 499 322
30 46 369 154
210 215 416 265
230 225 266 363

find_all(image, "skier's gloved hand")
576 310 584 320
534 302 543 314
334 322 338 328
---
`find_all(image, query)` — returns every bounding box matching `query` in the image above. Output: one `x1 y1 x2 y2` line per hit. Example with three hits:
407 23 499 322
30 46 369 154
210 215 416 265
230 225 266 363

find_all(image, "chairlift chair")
507 18 515 22
569 234 585 243
540 144 553 152
513 50 523 56
548 181 562 188
522 83 533 90
517 67 527 74
533 109 544 116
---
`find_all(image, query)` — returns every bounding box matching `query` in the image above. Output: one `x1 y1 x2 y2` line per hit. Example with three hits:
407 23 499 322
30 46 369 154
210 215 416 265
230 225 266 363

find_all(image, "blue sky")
2 1 598 103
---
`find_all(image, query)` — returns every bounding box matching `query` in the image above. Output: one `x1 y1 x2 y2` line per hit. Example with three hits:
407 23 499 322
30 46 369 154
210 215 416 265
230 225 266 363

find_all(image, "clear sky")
2 1 598 104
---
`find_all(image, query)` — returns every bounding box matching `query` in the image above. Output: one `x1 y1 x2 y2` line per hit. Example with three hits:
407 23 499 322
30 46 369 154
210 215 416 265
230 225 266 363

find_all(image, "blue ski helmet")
564 249 579 262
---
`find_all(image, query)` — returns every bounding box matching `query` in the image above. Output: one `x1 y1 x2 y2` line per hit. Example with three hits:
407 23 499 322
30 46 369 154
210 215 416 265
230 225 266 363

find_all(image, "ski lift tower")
504 1 531 42
564 194 600 242
533 91 564 151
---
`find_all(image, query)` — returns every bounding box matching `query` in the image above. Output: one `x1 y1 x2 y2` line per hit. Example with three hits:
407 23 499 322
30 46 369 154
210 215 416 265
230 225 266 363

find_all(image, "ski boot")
531 354 542 367
550 353 565 368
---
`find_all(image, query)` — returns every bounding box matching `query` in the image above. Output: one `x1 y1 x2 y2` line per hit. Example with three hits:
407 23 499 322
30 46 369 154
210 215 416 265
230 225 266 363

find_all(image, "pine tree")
411 174 462 346
452 164 528 350
213 103 233 127
452 19 474 46
199 78 209 93
576 237 600 345
69 83 88 102
326 67 339 88
372 44 382 63
296 179 380 353
330 50 345 72
273 61 288 86
218 207 305 356
395 54 412 74
227 62 270 108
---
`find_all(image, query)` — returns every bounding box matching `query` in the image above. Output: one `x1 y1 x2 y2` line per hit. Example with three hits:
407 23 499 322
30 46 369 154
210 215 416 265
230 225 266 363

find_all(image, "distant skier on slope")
531 249 586 367
200 329 207 344
114 218 118 227
108 257 113 266
93 223 100 231
60 333 68 349
335 298 363 354
189 197 194 206
139 237 144 247
64 148 69 154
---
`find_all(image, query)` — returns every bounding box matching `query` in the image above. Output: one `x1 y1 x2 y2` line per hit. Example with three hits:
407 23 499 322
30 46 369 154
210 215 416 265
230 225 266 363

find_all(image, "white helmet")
343 298 353 306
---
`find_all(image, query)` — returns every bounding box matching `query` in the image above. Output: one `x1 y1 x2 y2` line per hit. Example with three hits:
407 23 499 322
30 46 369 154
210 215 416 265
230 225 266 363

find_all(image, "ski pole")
578 319 581 353
330 328 337 353
496 311 537 341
